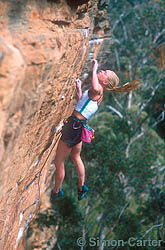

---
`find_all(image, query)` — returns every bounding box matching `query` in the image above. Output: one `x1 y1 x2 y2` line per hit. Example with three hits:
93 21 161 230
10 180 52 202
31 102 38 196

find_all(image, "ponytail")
107 79 140 93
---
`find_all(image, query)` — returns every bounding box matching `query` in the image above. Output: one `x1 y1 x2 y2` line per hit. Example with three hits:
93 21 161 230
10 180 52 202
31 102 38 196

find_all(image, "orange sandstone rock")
0 0 92 249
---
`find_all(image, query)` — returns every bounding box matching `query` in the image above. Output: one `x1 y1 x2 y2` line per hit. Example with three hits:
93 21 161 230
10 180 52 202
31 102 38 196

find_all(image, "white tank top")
74 90 99 119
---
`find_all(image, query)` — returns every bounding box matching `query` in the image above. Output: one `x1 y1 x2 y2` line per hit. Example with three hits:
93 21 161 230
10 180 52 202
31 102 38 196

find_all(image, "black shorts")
61 116 87 147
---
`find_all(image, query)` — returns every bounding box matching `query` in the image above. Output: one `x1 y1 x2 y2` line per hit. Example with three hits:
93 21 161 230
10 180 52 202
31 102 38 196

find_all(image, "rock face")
0 0 93 249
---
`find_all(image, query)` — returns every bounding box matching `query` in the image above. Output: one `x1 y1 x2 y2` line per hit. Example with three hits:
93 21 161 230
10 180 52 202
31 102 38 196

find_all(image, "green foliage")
54 196 83 222
114 210 142 240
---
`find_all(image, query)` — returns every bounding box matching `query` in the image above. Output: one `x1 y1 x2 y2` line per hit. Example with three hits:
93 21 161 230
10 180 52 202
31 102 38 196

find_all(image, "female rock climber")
50 59 139 201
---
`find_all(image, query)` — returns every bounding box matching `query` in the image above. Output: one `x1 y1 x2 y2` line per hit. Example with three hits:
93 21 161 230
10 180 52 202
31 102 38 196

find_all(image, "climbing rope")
20 123 63 220
22 172 42 215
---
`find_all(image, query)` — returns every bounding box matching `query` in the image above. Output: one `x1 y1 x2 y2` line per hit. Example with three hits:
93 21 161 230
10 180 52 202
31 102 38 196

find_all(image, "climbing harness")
71 116 94 143
72 116 86 129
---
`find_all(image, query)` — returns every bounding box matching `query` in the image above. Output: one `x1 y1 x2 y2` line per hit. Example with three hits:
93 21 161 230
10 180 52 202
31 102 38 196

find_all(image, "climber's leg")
70 141 88 200
70 141 85 188
53 140 72 194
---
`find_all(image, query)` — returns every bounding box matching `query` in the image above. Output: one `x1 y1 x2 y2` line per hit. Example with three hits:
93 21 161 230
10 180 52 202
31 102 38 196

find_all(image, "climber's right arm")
91 59 101 94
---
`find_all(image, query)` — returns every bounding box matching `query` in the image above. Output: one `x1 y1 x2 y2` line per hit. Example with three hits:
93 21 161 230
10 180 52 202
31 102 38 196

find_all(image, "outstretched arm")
91 59 101 94
75 78 82 101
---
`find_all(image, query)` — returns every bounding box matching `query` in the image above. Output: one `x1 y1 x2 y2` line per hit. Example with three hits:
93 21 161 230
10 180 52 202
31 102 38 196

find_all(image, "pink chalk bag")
81 124 95 143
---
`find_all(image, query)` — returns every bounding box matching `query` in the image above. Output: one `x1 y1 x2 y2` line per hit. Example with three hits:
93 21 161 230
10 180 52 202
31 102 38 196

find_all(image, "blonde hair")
106 71 139 92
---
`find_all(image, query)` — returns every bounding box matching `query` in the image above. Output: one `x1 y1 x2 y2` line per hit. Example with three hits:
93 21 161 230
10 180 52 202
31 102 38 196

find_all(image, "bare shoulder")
89 87 103 101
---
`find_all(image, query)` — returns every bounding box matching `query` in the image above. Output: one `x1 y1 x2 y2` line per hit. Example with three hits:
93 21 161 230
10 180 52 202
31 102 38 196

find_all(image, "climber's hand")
92 59 98 72
75 78 82 89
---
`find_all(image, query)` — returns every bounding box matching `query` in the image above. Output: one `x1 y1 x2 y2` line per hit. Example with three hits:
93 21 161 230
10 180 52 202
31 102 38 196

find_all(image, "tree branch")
152 109 165 127
112 95 124 110
115 48 121 71
141 224 163 239
99 226 106 250
128 91 132 110
137 81 162 116
107 105 124 118
153 29 165 44
126 129 145 158
111 202 129 232
120 15 128 41
111 14 123 33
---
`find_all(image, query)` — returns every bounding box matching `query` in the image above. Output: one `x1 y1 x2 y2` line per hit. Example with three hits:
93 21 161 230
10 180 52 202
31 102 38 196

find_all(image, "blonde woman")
51 59 139 202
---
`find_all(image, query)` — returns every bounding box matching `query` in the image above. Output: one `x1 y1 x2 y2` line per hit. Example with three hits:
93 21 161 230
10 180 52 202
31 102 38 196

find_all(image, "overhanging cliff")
0 0 94 249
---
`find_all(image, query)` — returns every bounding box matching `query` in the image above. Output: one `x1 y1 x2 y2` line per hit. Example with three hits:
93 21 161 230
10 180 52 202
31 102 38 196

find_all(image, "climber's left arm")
75 79 82 101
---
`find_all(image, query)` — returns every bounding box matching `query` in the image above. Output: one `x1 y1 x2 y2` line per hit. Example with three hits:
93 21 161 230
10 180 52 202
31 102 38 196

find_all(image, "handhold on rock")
0 50 4 61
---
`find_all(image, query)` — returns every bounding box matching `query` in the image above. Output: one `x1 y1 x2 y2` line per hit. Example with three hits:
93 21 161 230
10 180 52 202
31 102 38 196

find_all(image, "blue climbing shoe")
78 184 88 201
50 189 64 202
